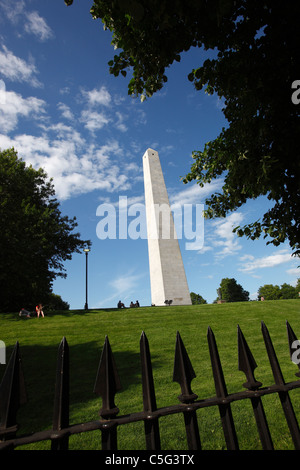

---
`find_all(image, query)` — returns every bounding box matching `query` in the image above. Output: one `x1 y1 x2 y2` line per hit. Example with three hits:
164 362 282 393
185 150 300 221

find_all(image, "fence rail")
0 321 300 450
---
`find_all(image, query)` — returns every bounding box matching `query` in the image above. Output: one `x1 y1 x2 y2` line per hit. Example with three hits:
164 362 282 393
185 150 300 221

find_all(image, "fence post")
140 331 161 450
237 325 273 450
207 326 239 450
94 336 121 450
262 321 300 449
51 337 69 450
173 331 201 450
0 342 26 443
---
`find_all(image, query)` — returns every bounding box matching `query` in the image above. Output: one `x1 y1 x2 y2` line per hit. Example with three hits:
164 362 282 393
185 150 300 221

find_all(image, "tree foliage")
46 293 70 311
65 0 300 256
190 292 207 305
218 278 249 302
258 281 299 300
0 148 90 311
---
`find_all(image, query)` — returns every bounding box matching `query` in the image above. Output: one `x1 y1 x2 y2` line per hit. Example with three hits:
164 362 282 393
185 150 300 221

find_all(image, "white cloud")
59 87 71 95
0 90 46 132
110 274 138 293
239 254 255 262
57 103 74 121
98 270 145 306
286 267 300 277
170 180 223 209
0 77 140 200
0 46 41 87
0 130 134 200
0 80 5 105
133 108 147 126
79 85 136 134
198 244 213 254
80 109 111 132
238 249 294 274
40 122 84 145
102 194 145 208
161 144 175 154
24 11 54 41
250 291 259 300
0 1 53 41
0 0 25 24
110 271 144 297
82 86 111 107
115 111 128 132
78 86 114 133
210 212 244 258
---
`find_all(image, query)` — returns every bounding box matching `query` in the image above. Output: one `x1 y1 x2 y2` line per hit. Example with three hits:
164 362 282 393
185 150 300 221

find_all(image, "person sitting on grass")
19 308 31 318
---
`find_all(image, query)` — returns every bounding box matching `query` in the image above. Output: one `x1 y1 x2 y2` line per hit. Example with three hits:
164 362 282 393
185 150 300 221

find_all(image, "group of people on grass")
19 303 44 318
117 300 140 309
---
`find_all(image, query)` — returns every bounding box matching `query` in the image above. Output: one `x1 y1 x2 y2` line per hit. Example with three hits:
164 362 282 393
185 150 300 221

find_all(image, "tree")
46 293 70 311
65 0 300 256
257 284 281 300
219 278 249 302
0 148 90 311
295 279 300 297
190 292 207 305
279 283 298 300
258 283 298 300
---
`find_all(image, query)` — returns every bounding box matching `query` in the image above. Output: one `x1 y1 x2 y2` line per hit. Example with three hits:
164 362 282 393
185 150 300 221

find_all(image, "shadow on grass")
0 308 117 320
1 338 163 438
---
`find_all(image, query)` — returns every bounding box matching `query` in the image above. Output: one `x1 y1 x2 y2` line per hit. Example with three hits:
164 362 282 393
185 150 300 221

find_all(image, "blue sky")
0 0 298 309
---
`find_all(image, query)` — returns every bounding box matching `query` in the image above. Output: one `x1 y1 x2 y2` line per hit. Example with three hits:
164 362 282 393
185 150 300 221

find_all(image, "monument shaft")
143 149 191 306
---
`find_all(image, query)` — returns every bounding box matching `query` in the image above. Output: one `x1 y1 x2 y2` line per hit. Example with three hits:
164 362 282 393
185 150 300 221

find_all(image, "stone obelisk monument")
143 148 191 306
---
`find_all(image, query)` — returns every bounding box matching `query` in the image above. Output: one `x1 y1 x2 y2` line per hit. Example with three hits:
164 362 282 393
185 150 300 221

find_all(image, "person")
117 300 125 308
19 308 31 318
36 303 44 318
135 300 140 307
130 301 135 308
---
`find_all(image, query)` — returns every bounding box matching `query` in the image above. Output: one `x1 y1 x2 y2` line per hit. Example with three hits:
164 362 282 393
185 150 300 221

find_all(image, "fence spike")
262 321 300 449
207 326 239 450
140 331 158 412
94 336 121 418
0 342 26 440
238 325 262 390
51 337 69 450
94 336 121 450
261 321 285 385
140 331 161 450
173 332 200 450
173 331 197 403
286 321 300 378
237 326 273 449
207 326 228 398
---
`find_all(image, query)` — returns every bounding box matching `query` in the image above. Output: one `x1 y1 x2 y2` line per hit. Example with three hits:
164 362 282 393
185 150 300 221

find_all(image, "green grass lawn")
0 300 299 450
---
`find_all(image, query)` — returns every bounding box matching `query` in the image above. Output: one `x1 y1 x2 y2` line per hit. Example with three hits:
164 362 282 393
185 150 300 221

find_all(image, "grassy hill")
0 300 299 450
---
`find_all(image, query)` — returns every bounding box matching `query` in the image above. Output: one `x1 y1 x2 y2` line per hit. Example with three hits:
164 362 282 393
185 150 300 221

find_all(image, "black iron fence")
0 321 300 450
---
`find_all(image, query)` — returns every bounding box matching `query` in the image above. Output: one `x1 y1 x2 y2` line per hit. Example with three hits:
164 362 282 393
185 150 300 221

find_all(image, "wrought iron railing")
0 321 299 450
